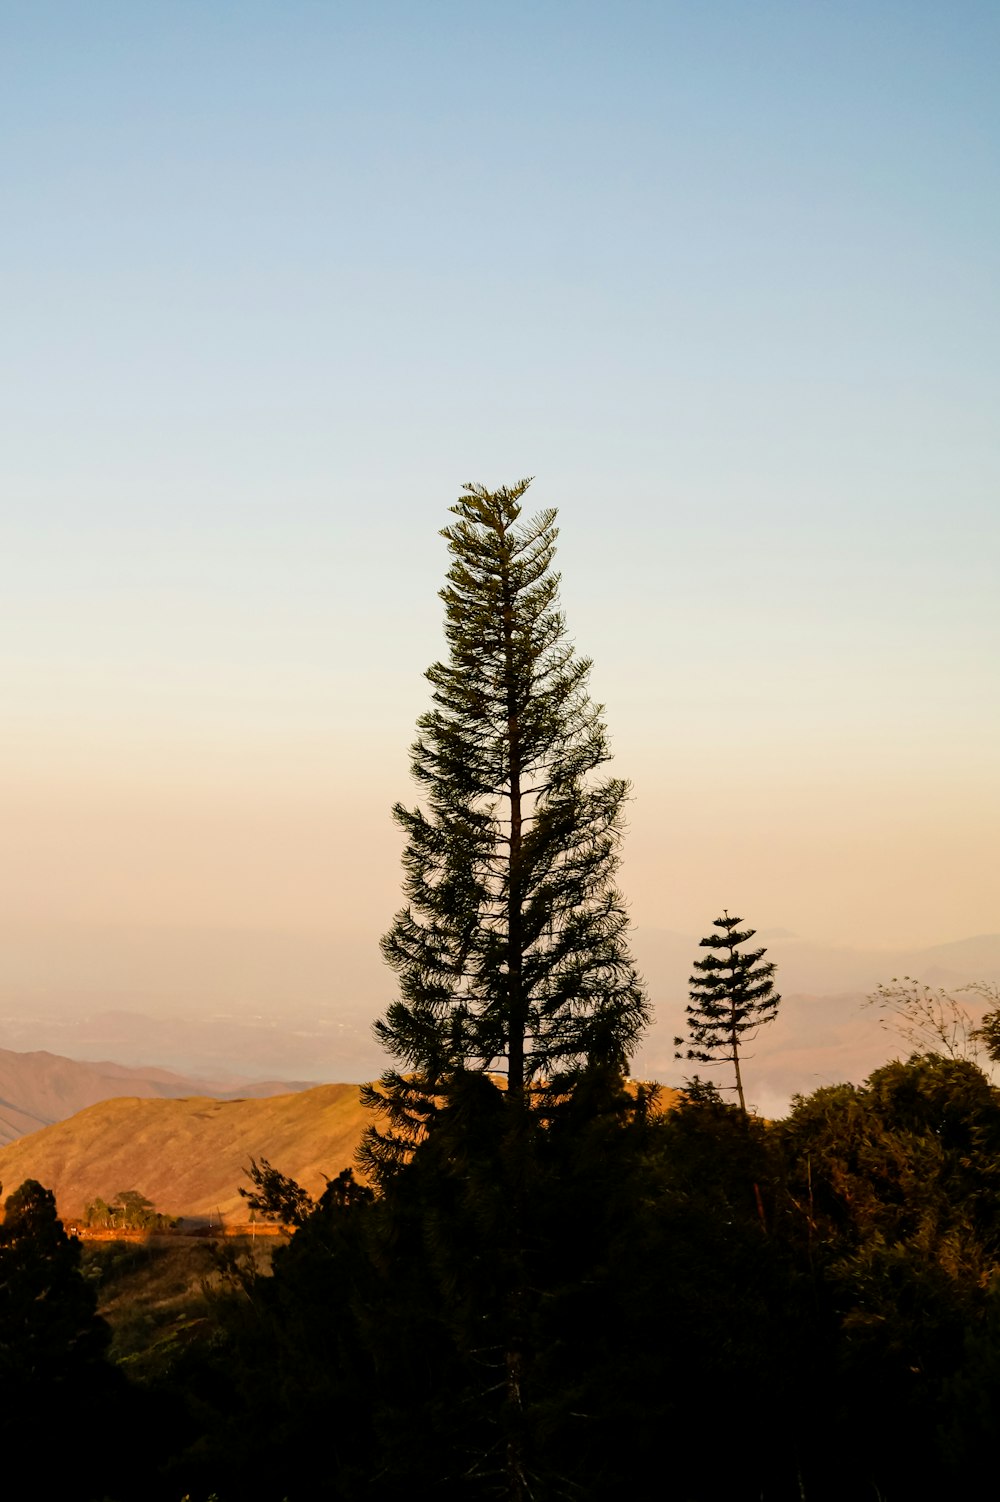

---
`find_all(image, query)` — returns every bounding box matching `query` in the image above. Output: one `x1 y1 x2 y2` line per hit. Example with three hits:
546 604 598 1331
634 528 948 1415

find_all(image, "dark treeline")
2 484 997 1499
172 1056 1000 1501
6 1055 1000 1500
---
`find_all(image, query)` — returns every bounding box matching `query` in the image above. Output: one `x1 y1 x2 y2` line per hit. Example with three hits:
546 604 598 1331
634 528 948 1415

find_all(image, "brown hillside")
0 1084 369 1223
0 1045 315 1149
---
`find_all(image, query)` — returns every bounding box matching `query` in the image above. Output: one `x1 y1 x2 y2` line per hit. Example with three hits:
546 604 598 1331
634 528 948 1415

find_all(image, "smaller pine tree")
675 911 780 1116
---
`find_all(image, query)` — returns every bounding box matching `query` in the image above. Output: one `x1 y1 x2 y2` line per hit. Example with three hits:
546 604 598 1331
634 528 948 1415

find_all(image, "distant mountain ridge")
632 931 1000 1119
634 929 1000 1000
0 1046 315 1148
0 932 995 1132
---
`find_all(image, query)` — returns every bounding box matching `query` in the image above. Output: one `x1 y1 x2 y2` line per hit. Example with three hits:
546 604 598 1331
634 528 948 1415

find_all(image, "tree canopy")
363 479 648 1175
0 1179 126 1487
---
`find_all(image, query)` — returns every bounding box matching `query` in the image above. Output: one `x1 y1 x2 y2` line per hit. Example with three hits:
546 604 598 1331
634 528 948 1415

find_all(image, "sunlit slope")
0 1045 316 1148
0 1084 369 1222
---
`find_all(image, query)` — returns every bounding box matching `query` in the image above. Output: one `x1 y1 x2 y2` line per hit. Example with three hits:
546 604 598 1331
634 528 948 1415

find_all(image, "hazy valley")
2 926 997 1123
0 926 995 1227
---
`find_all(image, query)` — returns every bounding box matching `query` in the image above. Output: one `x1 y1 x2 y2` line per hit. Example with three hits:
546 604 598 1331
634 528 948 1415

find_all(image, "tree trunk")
732 1028 747 1117
501 539 529 1499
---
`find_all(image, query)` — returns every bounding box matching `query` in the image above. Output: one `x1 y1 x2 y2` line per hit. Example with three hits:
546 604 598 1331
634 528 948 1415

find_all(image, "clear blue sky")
2 2 997 1018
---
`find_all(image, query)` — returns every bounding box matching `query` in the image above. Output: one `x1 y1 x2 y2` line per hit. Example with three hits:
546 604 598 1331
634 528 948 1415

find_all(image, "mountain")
632 929 1000 1007
0 929 996 1128
0 1002 378 1083
0 1084 368 1223
0 1046 315 1148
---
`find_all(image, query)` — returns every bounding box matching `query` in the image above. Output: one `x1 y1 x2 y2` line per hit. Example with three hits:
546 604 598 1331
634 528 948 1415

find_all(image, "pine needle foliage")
361 479 648 1179
675 911 780 1117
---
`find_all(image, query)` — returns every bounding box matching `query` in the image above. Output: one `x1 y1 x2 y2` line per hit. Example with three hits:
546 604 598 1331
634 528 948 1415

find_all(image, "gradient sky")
2 2 998 1034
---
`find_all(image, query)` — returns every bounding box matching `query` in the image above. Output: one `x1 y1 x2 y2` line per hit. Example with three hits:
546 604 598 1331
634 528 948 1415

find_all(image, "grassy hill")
0 1083 369 1223
0 1045 315 1148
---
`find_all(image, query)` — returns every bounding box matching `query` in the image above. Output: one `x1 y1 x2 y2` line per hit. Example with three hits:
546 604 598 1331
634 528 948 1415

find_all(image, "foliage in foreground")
119 1053 1000 1502
0 1180 145 1497
7 1052 1000 1498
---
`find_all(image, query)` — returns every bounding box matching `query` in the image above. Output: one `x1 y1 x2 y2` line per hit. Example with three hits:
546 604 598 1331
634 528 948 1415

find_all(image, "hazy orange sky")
2 3 997 1040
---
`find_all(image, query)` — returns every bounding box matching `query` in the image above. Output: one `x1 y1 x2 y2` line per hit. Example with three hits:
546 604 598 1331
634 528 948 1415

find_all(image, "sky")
2 1 998 1055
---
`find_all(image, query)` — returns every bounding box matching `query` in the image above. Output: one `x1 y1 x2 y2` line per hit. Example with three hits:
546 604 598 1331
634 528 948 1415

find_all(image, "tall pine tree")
362 479 648 1172
676 911 780 1116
